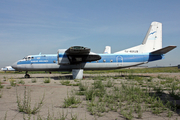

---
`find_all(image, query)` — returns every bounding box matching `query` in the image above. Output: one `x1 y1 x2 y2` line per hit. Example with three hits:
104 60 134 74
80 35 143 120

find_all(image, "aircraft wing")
65 46 101 64
150 46 177 55
65 46 90 55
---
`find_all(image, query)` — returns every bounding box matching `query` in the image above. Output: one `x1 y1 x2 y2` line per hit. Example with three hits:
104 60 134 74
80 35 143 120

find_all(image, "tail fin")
115 22 163 54
142 22 162 52
104 46 111 54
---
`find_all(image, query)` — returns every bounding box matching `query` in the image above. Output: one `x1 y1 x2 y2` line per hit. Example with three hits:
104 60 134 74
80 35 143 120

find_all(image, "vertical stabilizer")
142 22 162 52
104 46 111 54
115 22 162 54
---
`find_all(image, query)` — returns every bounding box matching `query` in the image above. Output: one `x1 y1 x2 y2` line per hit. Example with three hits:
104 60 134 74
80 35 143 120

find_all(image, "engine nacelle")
57 49 70 65
57 48 101 65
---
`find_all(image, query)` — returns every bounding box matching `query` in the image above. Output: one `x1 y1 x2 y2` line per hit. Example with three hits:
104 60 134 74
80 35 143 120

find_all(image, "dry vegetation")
0 67 180 119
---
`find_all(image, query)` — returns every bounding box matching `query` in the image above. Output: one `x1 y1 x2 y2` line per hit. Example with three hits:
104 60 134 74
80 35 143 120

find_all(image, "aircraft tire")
25 74 30 78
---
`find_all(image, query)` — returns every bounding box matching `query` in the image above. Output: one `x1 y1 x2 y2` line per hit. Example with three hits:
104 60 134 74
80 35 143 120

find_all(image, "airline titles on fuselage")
31 60 48 62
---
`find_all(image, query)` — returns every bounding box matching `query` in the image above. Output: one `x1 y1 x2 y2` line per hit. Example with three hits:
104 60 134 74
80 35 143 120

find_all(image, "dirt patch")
0 73 180 120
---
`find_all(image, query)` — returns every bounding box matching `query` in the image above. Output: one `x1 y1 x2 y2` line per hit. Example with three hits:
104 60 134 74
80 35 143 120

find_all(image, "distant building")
178 65 180 69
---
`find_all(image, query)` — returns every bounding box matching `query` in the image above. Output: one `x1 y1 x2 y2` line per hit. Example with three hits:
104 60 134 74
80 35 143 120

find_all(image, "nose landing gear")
24 71 30 78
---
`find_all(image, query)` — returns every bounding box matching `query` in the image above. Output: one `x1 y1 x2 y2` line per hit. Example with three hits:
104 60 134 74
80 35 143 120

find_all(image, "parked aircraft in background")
12 22 176 79
1 66 16 72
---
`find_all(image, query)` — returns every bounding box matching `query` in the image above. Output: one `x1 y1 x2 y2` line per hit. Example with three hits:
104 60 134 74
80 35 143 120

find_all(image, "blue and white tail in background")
115 22 163 54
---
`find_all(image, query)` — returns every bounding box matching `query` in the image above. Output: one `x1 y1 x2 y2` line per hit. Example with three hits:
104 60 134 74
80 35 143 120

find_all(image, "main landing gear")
24 71 30 78
72 69 83 79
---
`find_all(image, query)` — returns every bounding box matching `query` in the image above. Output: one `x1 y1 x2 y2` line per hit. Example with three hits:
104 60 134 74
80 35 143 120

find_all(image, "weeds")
3 69 180 119
85 87 95 100
63 92 81 108
74 77 177 119
71 112 78 120
60 80 70 85
58 110 68 120
6 86 11 89
0 89 3 98
93 80 104 89
0 81 4 89
44 77 51 83
153 84 163 94
16 86 45 114
79 82 87 91
36 109 68 120
93 75 107 81
167 109 173 117
3 76 7 81
31 78 37 83
136 103 142 119
169 82 179 97
147 77 153 82
9 78 16 87
18 80 25 85
105 80 114 87
58 76 71 80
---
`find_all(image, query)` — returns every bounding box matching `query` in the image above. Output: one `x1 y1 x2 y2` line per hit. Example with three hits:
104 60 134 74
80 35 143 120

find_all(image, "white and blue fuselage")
12 53 163 71
11 22 176 79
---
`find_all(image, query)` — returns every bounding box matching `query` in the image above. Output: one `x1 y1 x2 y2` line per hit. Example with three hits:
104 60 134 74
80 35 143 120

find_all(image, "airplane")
1 66 16 72
12 22 176 79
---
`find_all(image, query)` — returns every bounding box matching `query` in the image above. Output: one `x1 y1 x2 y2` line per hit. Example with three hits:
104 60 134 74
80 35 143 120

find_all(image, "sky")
0 0 180 68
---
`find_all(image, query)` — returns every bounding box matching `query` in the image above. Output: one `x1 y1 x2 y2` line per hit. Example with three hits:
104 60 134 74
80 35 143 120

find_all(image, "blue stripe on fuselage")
17 53 163 65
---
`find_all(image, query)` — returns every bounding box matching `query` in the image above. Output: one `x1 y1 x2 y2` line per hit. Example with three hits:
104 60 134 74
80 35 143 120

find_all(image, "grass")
84 67 180 74
0 89 3 98
79 82 87 91
85 87 95 100
0 71 72 74
2 67 180 119
1 67 180 75
0 81 4 89
9 78 17 87
44 77 51 83
16 86 45 114
60 80 70 85
6 86 11 89
63 92 81 108
31 78 37 83
3 76 7 81
58 76 71 80
60 80 80 86
18 80 25 85
105 80 114 87
70 74 179 119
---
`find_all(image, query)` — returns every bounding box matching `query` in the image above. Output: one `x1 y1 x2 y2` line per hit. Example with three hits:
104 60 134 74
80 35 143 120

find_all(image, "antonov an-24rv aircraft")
12 22 176 79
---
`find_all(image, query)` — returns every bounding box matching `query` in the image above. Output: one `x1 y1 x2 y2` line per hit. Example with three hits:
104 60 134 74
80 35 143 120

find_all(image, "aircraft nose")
12 62 17 69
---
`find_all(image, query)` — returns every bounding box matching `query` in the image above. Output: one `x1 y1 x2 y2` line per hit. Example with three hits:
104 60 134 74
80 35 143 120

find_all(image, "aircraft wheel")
25 74 30 78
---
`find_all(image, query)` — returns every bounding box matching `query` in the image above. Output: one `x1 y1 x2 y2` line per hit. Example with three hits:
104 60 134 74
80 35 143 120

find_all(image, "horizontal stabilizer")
150 46 176 55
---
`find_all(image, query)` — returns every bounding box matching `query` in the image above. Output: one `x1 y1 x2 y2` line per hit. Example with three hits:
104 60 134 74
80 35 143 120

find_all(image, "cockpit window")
23 57 27 60
23 56 32 61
